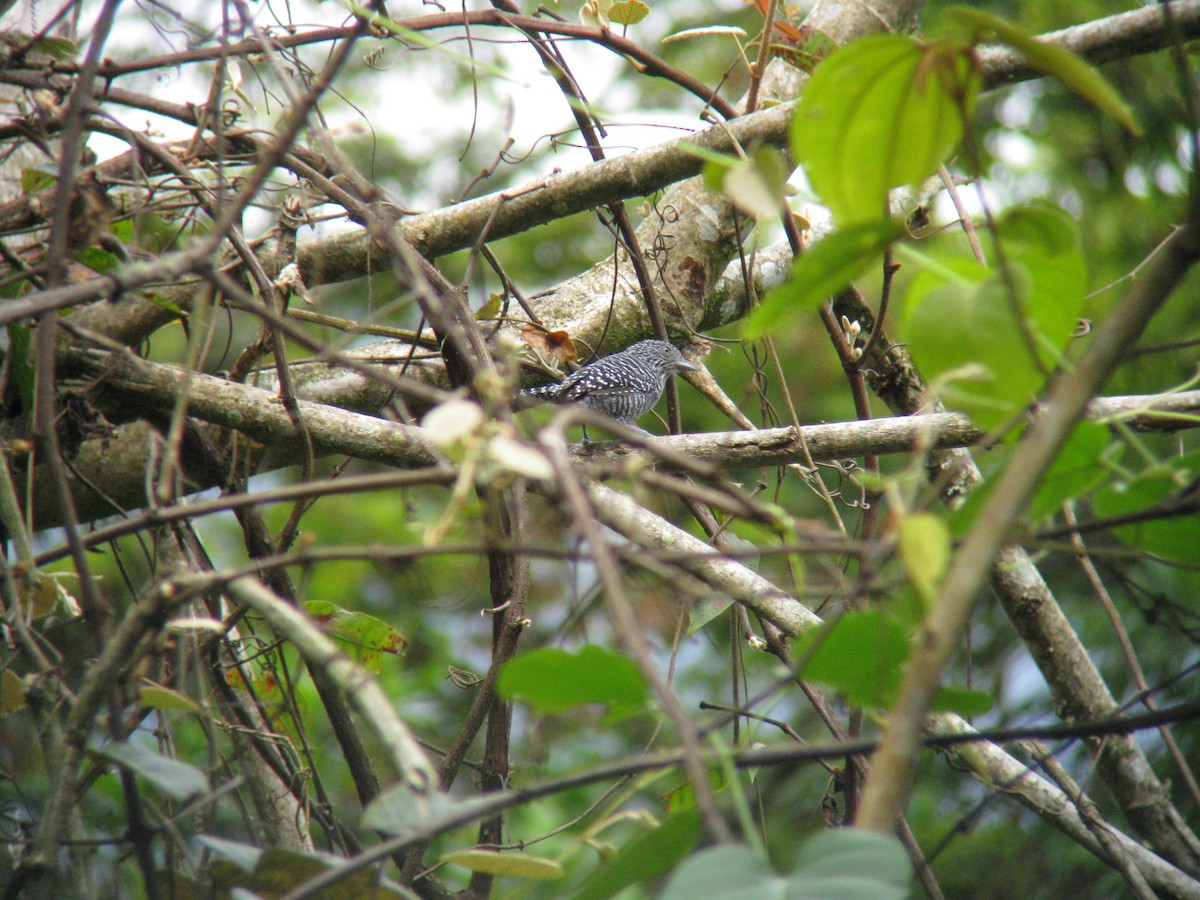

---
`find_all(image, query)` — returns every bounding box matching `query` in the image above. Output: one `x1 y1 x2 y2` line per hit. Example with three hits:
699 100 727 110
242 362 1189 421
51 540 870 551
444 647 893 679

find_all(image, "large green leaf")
791 829 912 897
1092 452 1200 564
93 741 208 801
898 511 952 609
659 844 785 900
442 848 563 879
498 644 648 717
660 831 911 900
198 837 407 897
574 809 702 900
794 34 979 225
796 610 909 709
362 784 485 835
902 205 1086 431
1029 420 1117 522
796 609 991 715
745 218 903 338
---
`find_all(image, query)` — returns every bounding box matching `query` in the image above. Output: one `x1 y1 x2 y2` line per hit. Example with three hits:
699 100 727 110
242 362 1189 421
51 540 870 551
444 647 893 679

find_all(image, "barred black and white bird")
521 339 699 429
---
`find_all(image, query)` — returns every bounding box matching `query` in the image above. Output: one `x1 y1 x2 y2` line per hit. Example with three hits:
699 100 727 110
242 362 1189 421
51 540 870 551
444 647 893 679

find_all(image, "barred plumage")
521 339 699 426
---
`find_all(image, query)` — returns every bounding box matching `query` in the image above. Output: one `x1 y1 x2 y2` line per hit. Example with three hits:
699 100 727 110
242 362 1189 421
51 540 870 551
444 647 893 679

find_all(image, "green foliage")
5 324 33 417
573 809 702 899
137 682 203 715
941 7 1140 135
498 644 649 718
897 511 951 608
5 1 1199 897
662 765 730 813
609 0 651 27
1093 450 1200 564
74 246 121 274
900 205 1086 430
1028 420 1116 521
441 847 564 878
305 599 407 674
91 741 209 801
660 830 912 900
175 837 409 897
704 146 792 220
745 219 904 338
795 609 992 716
21 167 56 194
363 784 491 835
793 34 980 225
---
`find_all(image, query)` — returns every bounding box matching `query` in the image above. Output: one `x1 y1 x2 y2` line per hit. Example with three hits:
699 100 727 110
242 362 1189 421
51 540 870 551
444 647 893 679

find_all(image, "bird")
520 339 699 431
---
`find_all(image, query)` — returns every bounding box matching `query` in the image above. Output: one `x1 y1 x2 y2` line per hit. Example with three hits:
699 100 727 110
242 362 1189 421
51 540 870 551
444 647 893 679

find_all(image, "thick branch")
931 712 1200 900
38 338 1200 531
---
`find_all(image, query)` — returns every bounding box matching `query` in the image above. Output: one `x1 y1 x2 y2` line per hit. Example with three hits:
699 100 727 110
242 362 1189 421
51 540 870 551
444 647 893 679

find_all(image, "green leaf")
791 829 911 897
796 610 910 709
662 766 729 814
362 784 480 835
932 683 993 716
198 835 263 872
6 324 34 417
93 741 208 801
442 849 563 879
902 206 1085 430
1029 421 1115 522
75 246 121 274
779 28 838 75
943 7 1140 135
687 594 734 635
306 600 407 674
662 26 748 44
1000 206 1088 369
574 810 702 900
21 168 56 195
1092 452 1200 564
898 512 951 608
138 682 203 715
27 35 77 59
659 845 783 900
794 34 979 225
608 0 650 27
716 147 791 219
497 644 648 717
745 218 903 339
1 670 28 716
146 293 187 316
795 609 984 713
475 293 503 321
198 839 408 897
661 832 911 900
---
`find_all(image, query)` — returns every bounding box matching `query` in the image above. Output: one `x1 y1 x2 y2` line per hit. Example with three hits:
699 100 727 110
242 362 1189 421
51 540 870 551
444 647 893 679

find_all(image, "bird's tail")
515 383 562 410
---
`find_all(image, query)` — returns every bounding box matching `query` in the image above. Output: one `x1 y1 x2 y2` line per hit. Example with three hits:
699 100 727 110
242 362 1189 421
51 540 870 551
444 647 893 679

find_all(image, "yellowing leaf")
662 26 747 44
139 681 203 715
306 600 407 674
1 670 28 716
442 849 564 879
898 512 951 607
609 0 649 27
